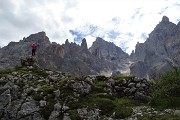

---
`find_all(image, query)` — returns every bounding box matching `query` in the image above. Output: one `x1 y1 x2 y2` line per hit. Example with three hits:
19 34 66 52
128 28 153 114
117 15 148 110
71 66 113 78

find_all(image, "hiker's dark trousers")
32 49 36 56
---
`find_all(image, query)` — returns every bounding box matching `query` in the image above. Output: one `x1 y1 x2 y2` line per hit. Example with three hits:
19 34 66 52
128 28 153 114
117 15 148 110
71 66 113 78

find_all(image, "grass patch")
0 69 12 77
14 66 49 77
69 109 81 120
40 84 54 95
114 106 132 119
92 81 107 93
95 98 115 116
112 98 135 119
41 96 55 120
113 98 136 107
112 76 135 81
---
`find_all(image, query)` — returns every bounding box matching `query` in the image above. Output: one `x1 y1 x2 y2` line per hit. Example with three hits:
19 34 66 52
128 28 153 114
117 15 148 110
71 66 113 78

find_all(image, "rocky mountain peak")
162 16 169 23
65 39 69 45
26 31 50 45
81 38 88 50
147 16 176 42
130 16 180 79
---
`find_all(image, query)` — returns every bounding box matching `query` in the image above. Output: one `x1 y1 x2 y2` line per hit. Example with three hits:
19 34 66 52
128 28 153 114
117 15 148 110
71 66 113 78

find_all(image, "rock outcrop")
20 56 38 67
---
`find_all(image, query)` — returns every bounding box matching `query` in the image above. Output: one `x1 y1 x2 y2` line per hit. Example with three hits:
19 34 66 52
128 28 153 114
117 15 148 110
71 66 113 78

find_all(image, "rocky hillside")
1 65 180 120
130 16 180 79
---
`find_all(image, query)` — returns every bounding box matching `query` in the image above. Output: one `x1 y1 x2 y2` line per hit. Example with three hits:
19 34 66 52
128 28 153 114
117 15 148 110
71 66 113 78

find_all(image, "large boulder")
20 56 38 67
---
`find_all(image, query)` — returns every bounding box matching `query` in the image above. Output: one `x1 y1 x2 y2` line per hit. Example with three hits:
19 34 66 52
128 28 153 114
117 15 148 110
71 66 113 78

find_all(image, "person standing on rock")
31 43 37 56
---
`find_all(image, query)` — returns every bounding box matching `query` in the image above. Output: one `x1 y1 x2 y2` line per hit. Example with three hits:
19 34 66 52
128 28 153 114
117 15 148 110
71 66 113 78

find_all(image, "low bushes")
150 67 180 109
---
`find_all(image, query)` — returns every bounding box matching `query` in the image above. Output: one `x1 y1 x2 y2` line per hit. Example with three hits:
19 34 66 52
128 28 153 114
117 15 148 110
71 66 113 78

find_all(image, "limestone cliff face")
130 16 180 79
89 37 129 61
89 37 130 74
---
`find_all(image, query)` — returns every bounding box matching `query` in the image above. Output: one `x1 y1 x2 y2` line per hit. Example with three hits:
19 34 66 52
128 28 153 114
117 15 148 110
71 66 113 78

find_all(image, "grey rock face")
130 16 180 79
89 37 130 76
130 61 148 78
0 31 132 76
89 37 129 60
67 80 91 94
21 56 38 67
77 108 99 120
0 31 50 70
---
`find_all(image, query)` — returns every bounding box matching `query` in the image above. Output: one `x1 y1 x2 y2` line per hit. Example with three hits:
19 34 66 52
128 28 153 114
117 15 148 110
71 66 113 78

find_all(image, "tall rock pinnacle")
162 16 169 23
81 38 88 50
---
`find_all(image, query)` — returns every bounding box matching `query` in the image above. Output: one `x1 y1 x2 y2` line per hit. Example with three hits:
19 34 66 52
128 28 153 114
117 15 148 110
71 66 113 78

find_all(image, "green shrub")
113 98 134 119
95 98 115 115
96 75 109 81
40 91 55 120
41 99 55 120
40 84 54 94
114 106 132 119
32 91 44 101
69 110 80 120
150 67 180 109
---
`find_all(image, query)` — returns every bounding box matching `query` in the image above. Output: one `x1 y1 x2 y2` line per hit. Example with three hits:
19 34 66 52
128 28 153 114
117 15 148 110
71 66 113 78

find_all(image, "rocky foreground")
0 63 180 120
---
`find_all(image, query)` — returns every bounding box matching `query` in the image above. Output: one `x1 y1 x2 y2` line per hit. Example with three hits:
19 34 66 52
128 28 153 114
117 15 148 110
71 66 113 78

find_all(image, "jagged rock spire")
162 16 169 23
81 38 88 50
65 39 69 45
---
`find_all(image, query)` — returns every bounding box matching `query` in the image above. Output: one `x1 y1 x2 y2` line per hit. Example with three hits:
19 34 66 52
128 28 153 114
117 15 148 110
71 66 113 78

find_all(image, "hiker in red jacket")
31 43 37 56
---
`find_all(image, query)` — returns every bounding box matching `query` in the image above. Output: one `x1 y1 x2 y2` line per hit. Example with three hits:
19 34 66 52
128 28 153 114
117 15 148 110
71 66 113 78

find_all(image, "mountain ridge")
0 16 180 79
0 31 129 76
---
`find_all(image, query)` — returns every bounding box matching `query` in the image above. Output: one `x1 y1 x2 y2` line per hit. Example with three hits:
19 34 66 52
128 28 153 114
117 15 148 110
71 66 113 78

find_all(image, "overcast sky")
0 0 180 54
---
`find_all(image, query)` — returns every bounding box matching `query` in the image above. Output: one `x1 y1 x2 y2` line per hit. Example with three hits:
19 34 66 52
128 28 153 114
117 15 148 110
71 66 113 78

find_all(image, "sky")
0 0 180 54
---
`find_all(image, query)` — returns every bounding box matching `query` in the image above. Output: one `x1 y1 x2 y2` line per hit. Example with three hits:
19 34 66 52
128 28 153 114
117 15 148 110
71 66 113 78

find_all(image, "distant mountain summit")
130 16 180 79
90 37 129 60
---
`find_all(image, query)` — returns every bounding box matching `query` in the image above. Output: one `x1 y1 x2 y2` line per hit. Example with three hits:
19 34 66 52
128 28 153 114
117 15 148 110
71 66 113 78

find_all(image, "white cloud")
0 0 180 54
84 35 96 48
